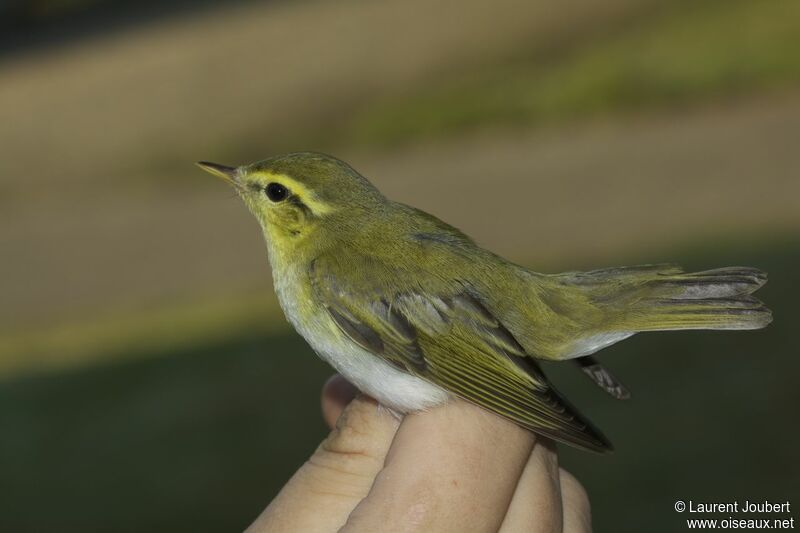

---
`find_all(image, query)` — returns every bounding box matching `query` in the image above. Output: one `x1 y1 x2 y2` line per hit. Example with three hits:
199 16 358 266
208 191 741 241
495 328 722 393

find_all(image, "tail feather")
643 267 768 300
557 265 771 359
625 266 771 331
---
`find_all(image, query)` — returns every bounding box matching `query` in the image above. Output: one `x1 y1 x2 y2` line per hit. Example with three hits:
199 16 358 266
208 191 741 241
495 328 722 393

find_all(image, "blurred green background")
1 0 799 531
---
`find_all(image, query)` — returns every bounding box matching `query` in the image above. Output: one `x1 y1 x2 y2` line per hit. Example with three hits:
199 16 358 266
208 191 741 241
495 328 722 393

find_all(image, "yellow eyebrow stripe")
252 172 336 215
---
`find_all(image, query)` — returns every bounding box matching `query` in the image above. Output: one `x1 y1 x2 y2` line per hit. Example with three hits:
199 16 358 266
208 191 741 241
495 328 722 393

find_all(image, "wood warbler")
198 153 771 453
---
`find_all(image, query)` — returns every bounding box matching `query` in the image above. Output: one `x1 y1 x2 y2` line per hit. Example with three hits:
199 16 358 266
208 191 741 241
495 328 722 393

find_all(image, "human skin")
246 375 592 532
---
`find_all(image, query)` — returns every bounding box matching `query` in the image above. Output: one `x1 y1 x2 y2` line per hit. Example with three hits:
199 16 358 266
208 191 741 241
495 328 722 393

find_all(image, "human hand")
246 375 592 532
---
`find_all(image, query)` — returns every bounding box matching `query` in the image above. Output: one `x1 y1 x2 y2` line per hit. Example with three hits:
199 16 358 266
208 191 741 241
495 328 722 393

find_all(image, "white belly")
272 262 449 413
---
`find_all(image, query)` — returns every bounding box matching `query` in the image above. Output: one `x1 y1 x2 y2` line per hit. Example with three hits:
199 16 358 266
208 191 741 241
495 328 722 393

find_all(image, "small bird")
198 153 771 453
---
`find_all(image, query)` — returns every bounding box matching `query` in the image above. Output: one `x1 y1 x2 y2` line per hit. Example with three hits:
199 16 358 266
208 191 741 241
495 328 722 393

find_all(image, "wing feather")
311 256 612 453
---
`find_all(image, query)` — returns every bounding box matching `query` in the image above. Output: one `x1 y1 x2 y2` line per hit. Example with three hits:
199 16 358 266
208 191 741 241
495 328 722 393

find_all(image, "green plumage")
199 152 772 453
307 204 770 452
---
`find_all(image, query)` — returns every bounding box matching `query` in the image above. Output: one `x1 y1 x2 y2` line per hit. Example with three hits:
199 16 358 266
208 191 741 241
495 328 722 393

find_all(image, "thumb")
246 394 400 533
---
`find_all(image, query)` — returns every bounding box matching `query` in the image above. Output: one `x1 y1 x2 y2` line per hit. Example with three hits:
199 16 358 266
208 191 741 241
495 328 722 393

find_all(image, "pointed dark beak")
196 161 239 186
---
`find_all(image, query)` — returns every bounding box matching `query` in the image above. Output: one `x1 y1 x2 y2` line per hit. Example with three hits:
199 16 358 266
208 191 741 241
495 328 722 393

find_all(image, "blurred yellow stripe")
0 290 289 378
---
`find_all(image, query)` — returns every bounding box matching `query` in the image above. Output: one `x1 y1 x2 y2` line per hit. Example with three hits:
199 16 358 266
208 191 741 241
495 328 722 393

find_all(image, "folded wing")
310 255 613 453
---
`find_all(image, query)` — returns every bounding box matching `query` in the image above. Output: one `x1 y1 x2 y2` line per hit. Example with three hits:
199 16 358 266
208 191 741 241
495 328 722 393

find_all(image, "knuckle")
312 399 385 476
326 401 373 450
298 458 372 502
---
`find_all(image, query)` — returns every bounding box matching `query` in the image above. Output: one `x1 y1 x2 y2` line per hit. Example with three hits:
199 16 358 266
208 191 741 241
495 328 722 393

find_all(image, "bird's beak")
196 161 239 186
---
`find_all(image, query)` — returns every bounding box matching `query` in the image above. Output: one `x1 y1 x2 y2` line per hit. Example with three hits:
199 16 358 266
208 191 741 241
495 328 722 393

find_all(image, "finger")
246 394 401 533
321 374 359 429
560 469 592 533
499 439 563 532
341 398 535 533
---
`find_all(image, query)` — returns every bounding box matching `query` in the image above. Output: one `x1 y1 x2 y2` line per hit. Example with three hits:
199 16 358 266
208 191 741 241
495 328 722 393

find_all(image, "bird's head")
198 152 386 252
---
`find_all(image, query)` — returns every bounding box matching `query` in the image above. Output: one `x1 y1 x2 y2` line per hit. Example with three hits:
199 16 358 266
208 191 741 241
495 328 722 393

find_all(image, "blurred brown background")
1 0 798 531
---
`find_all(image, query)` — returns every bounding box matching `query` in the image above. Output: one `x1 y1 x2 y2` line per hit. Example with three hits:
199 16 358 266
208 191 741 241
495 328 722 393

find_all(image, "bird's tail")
555 264 771 359
615 265 771 332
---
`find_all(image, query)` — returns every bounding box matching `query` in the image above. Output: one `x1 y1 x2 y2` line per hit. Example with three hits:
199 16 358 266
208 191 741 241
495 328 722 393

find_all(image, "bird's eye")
265 182 289 202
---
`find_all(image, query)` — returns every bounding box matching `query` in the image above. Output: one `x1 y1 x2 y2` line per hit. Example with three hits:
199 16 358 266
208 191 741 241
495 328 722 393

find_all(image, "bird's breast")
269 260 449 413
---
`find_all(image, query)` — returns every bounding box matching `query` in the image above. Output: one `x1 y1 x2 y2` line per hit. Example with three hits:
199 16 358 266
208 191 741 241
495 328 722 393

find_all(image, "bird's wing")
309 254 612 453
